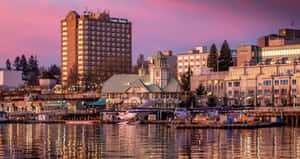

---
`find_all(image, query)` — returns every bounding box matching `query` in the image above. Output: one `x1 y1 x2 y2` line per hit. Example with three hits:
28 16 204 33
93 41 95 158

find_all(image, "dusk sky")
0 0 299 67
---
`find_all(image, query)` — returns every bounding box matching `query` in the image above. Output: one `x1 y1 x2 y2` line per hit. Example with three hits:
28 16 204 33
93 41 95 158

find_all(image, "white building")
0 70 23 89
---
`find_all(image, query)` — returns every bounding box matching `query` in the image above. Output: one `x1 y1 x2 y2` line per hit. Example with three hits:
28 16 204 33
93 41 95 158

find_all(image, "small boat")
117 121 128 125
65 120 94 125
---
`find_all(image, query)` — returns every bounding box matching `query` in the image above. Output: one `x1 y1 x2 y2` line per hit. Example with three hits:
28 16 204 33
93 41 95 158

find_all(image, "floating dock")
169 122 285 129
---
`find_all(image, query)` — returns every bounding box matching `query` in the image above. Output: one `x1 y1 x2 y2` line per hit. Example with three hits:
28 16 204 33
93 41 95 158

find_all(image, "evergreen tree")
48 65 61 76
20 54 28 75
207 43 218 71
6 59 11 70
180 65 192 91
196 83 206 96
13 56 21 71
27 55 40 85
218 40 233 71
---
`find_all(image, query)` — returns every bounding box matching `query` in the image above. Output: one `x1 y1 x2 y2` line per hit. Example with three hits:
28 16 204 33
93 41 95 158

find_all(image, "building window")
264 98 271 105
258 90 262 95
228 91 232 96
292 79 297 85
281 89 287 95
233 82 240 87
234 90 239 97
248 90 254 96
292 89 297 95
264 89 271 96
274 89 279 95
280 80 288 85
263 80 271 86
275 80 279 85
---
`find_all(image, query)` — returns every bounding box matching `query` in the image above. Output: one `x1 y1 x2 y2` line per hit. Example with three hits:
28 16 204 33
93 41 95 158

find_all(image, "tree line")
5 55 60 86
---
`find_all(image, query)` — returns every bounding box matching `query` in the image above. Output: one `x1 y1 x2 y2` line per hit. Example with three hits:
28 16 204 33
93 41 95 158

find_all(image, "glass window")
292 79 296 85
280 80 288 85
234 90 239 97
263 80 271 86
292 89 297 94
233 82 240 87
258 90 262 95
275 89 279 95
264 89 271 96
248 90 254 96
281 89 287 95
275 80 279 85
228 91 232 96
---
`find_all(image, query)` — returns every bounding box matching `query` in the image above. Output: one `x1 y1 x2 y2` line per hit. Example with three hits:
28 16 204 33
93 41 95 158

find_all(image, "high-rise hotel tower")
61 10 132 90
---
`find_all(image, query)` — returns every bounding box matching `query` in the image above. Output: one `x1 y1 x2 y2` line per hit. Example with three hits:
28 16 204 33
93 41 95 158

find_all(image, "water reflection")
0 124 298 158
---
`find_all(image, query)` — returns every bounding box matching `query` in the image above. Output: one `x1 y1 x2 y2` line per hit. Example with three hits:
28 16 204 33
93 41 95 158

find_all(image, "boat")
65 120 95 125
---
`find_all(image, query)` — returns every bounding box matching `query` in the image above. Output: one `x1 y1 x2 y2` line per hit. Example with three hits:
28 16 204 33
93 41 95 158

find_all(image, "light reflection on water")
0 124 298 158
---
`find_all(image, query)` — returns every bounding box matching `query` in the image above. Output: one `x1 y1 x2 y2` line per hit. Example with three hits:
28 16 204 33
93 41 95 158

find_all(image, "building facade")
237 45 259 66
0 70 23 89
61 10 132 90
102 51 182 109
261 44 300 61
225 57 300 107
148 50 177 78
257 28 300 47
177 46 209 77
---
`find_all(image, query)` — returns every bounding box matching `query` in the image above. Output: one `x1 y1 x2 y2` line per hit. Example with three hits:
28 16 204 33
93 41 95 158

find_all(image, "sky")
0 0 299 67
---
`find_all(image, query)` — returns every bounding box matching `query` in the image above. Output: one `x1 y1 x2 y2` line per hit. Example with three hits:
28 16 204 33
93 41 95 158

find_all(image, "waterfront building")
61 10 132 90
102 51 182 109
177 46 209 78
148 50 177 78
225 57 300 106
0 69 23 89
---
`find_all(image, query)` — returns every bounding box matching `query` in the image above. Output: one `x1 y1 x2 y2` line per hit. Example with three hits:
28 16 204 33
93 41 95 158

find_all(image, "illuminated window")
78 51 83 54
62 37 67 40
78 61 83 64
62 57 67 60
79 20 83 24
78 41 83 44
62 32 67 35
62 62 67 65
78 30 83 34
62 77 67 80
78 36 83 39
62 52 67 55
62 47 67 50
62 22 67 26
63 72 67 75
78 46 83 49
62 27 67 31
62 42 67 46
62 67 67 70
78 56 83 59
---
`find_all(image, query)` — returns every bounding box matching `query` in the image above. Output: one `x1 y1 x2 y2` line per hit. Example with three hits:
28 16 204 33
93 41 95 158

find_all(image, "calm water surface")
0 124 299 158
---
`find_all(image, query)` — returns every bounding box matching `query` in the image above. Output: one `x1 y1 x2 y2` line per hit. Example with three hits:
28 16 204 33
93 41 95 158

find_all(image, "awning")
88 98 106 106
45 101 68 107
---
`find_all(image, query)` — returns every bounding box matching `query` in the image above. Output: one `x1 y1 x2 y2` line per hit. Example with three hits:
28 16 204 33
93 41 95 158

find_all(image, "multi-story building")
177 46 209 77
102 51 181 109
236 45 259 66
257 28 300 47
225 57 300 107
0 69 23 89
261 44 300 61
61 10 132 90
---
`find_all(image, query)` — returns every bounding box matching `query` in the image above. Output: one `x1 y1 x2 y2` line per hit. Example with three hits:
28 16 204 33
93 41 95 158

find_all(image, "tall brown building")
61 10 132 90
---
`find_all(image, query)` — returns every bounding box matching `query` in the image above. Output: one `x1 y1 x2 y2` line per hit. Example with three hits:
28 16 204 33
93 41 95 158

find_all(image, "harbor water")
0 124 299 158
